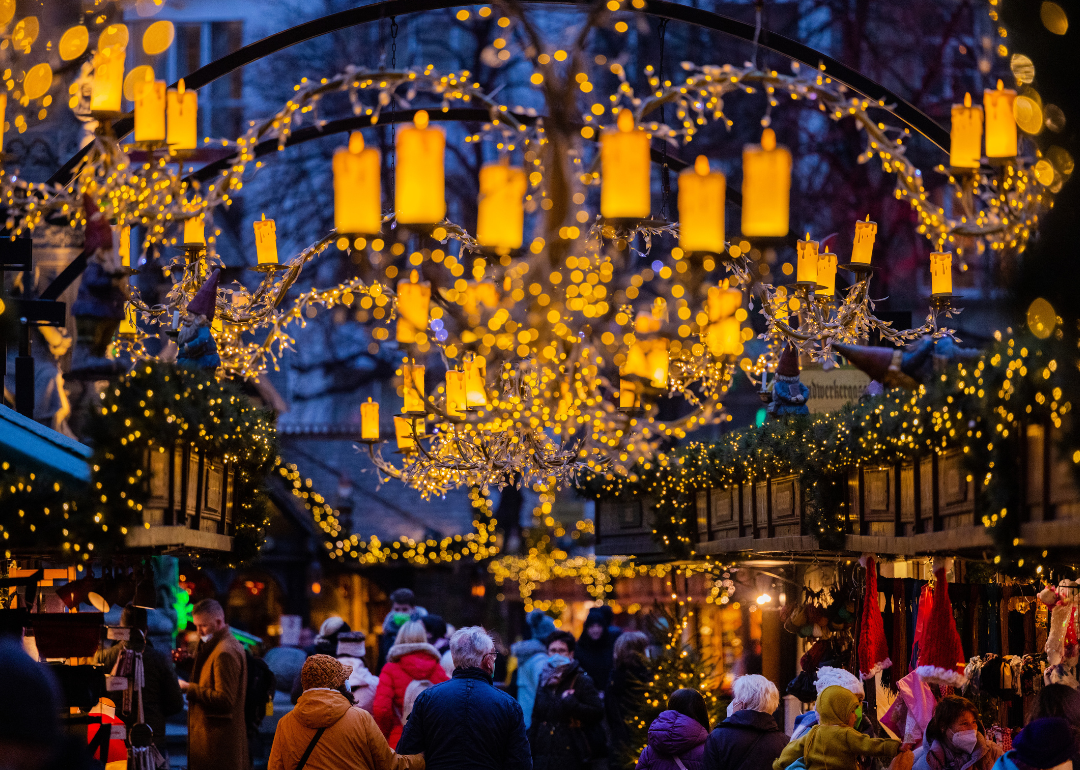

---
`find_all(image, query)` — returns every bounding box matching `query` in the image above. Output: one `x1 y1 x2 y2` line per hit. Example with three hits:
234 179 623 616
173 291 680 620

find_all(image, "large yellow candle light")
796 234 819 284
930 252 953 295
394 415 424 452
333 131 382 236
816 250 838 296
91 45 125 114
707 317 742 358
133 73 166 144
477 159 527 253
648 341 669 388
396 110 445 226
465 354 487 408
678 156 726 253
741 128 791 237
396 273 431 343
851 215 877 264
402 361 426 414
360 398 380 442
601 109 651 220
950 93 983 169
0 93 7 154
618 375 640 410
707 284 742 323
984 81 1017 159
446 369 467 419
253 214 278 265
167 79 198 151
183 215 205 249
118 225 131 268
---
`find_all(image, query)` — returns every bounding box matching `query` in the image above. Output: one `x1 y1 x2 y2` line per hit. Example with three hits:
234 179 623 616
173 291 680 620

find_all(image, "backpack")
244 650 276 730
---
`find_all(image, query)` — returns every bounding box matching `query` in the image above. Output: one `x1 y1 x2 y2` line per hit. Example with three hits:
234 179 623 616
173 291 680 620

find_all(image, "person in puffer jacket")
512 610 558 729
637 689 711 770
374 620 450 748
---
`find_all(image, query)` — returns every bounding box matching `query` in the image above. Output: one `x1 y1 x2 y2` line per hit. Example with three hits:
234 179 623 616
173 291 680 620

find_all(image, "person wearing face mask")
530 631 606 770
913 696 1002 770
703 675 789 770
179 599 249 770
991 717 1078 770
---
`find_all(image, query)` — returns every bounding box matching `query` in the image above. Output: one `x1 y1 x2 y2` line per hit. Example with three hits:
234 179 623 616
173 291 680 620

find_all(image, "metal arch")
47 0 949 186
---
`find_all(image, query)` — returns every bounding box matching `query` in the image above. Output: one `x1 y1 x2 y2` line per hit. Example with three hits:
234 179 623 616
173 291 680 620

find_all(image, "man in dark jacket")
398 626 531 770
704 675 789 770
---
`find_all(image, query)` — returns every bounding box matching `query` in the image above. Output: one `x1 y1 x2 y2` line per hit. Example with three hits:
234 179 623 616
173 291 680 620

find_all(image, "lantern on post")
678 156 726 254
333 131 382 237
983 80 1017 160
476 159 527 254
950 93 983 169
167 79 198 152
741 128 791 237
396 110 446 227
600 109 651 221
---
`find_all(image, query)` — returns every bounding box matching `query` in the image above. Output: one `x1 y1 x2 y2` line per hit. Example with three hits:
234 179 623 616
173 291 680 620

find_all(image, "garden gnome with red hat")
766 343 809 417
70 194 126 378
177 270 221 370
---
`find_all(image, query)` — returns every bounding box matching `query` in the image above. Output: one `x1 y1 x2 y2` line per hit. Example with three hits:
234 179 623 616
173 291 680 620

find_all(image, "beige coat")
269 689 424 770
186 626 248 770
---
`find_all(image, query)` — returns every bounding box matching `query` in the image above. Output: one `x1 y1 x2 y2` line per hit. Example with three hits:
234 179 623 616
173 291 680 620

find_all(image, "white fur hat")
814 666 865 698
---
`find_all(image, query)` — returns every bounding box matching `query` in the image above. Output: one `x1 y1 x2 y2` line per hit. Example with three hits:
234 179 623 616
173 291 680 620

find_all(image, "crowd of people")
2 591 1080 770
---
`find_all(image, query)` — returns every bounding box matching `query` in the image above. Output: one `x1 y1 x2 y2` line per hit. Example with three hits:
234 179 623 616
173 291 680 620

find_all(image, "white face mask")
200 634 213 644
948 729 978 754
727 701 743 717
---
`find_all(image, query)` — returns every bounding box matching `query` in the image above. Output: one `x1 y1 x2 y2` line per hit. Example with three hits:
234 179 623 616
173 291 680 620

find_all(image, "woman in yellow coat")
270 655 425 770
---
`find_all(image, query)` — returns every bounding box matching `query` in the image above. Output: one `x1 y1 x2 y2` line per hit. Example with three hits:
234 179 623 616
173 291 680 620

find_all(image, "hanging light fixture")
396 109 445 227
678 156 726 254
741 128 791 237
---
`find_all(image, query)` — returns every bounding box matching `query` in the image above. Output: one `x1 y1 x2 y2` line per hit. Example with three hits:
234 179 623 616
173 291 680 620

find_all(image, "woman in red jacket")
373 619 450 747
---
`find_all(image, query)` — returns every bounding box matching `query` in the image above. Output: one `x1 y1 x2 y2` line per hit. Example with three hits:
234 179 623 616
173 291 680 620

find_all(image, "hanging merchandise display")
916 560 969 686
858 554 892 680
1039 580 1080 686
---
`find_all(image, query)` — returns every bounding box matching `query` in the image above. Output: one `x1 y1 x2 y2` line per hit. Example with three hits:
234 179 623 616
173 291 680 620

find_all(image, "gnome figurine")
176 270 221 370
766 344 810 417
834 335 982 390
70 195 126 378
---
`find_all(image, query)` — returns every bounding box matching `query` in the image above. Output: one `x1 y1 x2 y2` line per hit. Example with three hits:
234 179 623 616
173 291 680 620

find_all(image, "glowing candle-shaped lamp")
984 80 1017 159
618 374 640 410
402 360 426 414
118 225 131 268
816 250 838 296
167 79 198 151
796 234 819 284
253 214 278 265
0 93 7 154
930 252 953 296
360 397 380 442
183 215 205 249
851 215 878 265
647 340 669 389
678 155 726 253
950 93 983 169
333 131 382 236
741 128 791 237
91 45 125 114
396 274 431 343
465 354 487 408
396 110 445 226
705 285 743 358
601 109 651 220
477 159 527 253
119 302 137 335
394 415 424 452
446 369 467 419
133 72 166 144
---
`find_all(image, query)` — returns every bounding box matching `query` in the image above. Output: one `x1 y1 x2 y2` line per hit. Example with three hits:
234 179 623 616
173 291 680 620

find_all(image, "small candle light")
816 250 837 296
707 284 742 323
91 45 125 114
796 234 819 284
167 78 198 151
333 131 382 236
678 155 726 254
402 360 426 414
477 158 527 254
741 128 792 237
851 215 877 265
950 93 983 169
618 375 640 410
394 415 424 452
707 317 743 358
465 354 487 408
133 71 166 144
0 93 7 153
253 214 278 265
118 225 131 268
983 80 1017 159
183 214 205 248
396 272 431 343
930 251 953 295
446 369 467 418
360 397 380 442
647 341 669 389
119 302 137 335
396 110 446 226
601 109 652 220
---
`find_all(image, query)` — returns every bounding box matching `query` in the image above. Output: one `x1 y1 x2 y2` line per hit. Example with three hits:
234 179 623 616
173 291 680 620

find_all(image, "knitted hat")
858 555 892 680
1013 718 1077 769
0 637 61 746
83 193 113 255
814 666 865 699
186 269 221 320
915 561 968 687
834 342 907 386
526 610 557 642
776 344 800 378
300 654 353 691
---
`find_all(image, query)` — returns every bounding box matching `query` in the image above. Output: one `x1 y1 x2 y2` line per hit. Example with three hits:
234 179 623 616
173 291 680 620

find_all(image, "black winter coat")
397 666 532 770
606 660 649 769
94 641 184 750
703 710 790 770
530 663 606 770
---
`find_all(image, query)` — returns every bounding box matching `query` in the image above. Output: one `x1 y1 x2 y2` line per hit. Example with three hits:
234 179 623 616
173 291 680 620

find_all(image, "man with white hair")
397 626 531 770
703 674 789 770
